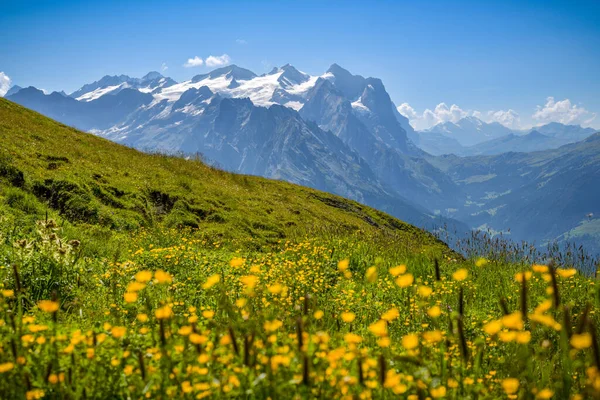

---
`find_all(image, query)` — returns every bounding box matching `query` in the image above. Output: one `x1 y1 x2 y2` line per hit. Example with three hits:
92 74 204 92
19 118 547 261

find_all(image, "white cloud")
161 62 168 72
398 102 522 130
397 102 468 130
532 97 596 126
236 39 247 45
0 72 11 97
205 54 231 67
183 56 204 68
476 109 521 130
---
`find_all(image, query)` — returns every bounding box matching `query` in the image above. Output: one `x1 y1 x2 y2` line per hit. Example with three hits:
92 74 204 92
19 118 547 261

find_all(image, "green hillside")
0 98 448 257
0 98 599 399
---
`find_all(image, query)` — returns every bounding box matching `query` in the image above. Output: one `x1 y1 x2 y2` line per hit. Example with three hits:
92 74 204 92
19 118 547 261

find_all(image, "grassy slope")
0 98 449 257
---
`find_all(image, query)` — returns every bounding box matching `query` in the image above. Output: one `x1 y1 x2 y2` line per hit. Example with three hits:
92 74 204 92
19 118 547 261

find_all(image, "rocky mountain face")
6 64 599 254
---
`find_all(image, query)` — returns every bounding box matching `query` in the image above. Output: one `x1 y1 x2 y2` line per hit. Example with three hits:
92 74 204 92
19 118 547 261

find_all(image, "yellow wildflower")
502 378 520 394
402 333 419 350
452 269 468 282
571 333 592 349
38 300 59 313
341 312 356 323
202 274 220 290
154 270 173 284
389 265 407 276
396 273 414 288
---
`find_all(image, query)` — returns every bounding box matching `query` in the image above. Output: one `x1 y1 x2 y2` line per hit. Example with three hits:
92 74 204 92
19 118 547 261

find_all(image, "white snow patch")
76 83 128 102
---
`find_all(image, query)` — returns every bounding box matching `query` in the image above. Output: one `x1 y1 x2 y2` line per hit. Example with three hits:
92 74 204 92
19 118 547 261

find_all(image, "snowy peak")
275 64 310 87
426 117 513 146
192 65 257 83
70 73 177 102
326 63 366 100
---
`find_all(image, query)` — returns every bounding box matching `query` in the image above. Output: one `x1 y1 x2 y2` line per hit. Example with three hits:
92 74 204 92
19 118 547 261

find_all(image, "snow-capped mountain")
423 116 514 147
70 72 177 102
7 63 599 253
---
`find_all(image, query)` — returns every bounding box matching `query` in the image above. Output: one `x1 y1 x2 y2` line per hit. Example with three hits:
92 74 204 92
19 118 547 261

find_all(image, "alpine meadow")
1 1 600 399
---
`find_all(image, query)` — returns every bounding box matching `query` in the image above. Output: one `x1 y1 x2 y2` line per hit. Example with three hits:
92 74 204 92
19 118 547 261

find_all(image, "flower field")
0 221 599 399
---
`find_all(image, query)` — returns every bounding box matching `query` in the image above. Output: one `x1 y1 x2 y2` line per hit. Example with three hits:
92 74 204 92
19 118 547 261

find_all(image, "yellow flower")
365 267 378 283
430 386 447 398
137 313 149 322
264 320 283 332
2 289 14 298
178 326 193 336
124 292 138 303
368 320 388 337
0 362 14 373
529 314 561 331
483 320 502 335
499 331 517 342
396 273 414 288
344 333 362 344
427 306 442 318
423 330 443 344
338 259 349 272
154 270 173 284
556 268 576 278
502 378 520 394
126 281 146 292
230 257 245 268
267 283 285 295
402 333 419 350
475 258 488 267
155 305 173 320
532 264 549 273
514 271 532 282
536 389 554 399
314 310 324 320
235 298 247 308
381 307 399 322
502 312 524 330
38 300 59 313
452 269 468 282
26 389 45 400
135 270 152 283
570 333 592 349
240 275 259 289
516 331 531 344
189 333 208 345
389 265 407 276
378 337 391 348
534 299 552 315
202 274 220 290
341 312 356 323
418 285 433 298
202 310 215 319
111 326 127 338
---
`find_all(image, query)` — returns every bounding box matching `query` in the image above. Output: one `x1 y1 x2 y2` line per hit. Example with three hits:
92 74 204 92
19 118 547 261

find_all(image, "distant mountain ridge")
412 116 597 156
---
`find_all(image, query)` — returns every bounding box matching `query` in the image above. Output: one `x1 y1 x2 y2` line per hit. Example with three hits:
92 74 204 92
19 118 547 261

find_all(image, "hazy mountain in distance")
423 116 514 147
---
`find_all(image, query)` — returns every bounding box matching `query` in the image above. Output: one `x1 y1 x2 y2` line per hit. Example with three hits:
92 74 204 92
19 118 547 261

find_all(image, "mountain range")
411 116 597 156
4 64 599 254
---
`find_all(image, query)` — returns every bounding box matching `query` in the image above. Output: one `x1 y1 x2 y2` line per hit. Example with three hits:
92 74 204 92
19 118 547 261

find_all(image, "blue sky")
1 0 599 129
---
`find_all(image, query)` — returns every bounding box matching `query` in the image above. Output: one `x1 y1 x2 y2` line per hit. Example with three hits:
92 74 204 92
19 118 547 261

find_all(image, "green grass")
0 98 449 258
0 98 599 399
